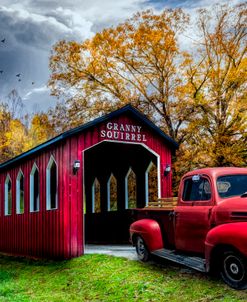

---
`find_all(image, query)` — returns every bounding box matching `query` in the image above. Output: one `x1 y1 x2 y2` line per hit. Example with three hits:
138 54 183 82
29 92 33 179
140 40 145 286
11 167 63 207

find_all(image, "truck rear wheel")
136 236 150 262
220 250 247 290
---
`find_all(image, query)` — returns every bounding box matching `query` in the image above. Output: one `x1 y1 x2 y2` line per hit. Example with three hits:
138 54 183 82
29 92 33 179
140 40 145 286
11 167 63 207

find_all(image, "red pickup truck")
130 167 247 289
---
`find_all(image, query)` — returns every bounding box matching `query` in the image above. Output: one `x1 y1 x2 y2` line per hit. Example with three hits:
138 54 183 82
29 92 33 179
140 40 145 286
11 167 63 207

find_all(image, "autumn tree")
48 4 246 195
174 3 247 179
0 91 55 163
4 119 28 159
7 89 24 119
27 113 55 150
49 9 192 143
47 101 82 134
0 98 28 162
0 103 12 162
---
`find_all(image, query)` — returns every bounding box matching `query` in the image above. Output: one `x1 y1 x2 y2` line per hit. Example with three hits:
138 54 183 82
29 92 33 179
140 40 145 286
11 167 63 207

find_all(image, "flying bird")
16 73 21 77
1 38 5 43
0 70 3 74
32 81 35 85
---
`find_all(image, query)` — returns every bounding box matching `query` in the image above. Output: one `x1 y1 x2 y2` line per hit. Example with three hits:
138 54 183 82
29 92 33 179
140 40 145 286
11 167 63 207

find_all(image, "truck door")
174 175 214 254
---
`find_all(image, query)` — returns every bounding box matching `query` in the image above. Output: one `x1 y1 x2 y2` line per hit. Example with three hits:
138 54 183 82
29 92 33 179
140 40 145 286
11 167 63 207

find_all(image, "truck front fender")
205 222 247 271
130 219 163 252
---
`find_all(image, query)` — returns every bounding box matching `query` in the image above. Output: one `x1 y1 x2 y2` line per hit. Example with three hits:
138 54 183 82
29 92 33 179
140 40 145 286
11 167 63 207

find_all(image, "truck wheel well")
132 233 145 247
210 244 241 274
131 233 138 246
131 233 149 251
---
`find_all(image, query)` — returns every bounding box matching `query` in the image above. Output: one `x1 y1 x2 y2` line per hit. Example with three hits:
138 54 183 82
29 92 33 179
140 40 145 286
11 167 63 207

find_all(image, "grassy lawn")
0 254 247 302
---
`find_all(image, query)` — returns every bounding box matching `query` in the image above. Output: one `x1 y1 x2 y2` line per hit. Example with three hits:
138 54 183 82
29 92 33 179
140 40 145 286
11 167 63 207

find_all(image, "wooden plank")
147 197 178 208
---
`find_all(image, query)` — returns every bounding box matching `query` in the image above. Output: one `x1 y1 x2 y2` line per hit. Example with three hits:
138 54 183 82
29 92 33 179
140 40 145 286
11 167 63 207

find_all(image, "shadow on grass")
0 270 13 283
0 253 70 280
0 251 245 302
0 251 224 289
139 254 222 285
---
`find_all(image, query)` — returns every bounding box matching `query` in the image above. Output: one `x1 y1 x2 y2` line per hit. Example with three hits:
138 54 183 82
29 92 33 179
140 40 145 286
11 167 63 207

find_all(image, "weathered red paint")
131 167 247 268
0 108 175 259
130 219 163 252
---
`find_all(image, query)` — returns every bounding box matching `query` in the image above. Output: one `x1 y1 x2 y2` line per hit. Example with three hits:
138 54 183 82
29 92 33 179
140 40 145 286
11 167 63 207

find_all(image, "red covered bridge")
0 105 178 259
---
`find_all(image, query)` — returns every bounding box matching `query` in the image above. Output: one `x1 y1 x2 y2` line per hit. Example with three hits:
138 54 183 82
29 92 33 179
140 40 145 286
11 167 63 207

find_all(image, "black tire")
220 250 247 290
136 236 150 262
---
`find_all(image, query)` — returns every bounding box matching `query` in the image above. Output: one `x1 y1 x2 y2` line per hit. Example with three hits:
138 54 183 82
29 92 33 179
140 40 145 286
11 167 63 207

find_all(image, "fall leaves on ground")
0 3 246 193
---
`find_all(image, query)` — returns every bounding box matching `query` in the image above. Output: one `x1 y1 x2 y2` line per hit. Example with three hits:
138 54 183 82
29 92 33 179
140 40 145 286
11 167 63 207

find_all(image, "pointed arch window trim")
145 161 160 206
145 161 154 206
107 173 117 211
16 169 24 214
92 179 96 213
125 167 136 209
92 177 100 213
4 174 12 216
46 155 58 210
124 167 134 210
106 174 112 211
30 163 40 212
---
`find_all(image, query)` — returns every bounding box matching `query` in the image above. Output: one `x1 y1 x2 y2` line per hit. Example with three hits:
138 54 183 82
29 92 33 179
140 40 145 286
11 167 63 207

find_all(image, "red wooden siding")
0 110 174 259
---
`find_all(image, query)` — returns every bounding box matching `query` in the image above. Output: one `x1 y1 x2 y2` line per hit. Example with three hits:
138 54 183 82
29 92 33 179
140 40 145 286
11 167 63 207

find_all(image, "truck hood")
216 196 247 224
218 195 247 208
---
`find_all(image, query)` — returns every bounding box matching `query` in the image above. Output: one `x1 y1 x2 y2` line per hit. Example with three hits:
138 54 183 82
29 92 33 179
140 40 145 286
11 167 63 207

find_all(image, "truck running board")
151 249 206 272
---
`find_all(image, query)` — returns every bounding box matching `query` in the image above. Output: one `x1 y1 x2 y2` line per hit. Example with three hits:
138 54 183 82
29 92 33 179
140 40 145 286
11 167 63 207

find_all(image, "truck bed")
147 197 177 209
132 202 176 248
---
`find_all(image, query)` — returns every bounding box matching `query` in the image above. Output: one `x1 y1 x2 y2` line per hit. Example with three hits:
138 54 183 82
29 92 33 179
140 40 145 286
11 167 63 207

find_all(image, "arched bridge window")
46 156 58 210
145 161 158 205
30 163 39 212
4 175 12 216
92 178 101 213
107 174 117 211
16 170 24 214
125 168 137 209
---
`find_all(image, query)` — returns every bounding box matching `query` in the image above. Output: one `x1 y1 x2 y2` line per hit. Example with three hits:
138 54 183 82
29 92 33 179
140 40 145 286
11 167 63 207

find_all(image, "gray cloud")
0 5 94 49
0 0 244 114
0 0 148 112
151 0 241 9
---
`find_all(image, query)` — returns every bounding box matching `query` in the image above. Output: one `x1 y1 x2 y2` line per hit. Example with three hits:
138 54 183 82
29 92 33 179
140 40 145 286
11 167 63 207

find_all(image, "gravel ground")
84 244 138 260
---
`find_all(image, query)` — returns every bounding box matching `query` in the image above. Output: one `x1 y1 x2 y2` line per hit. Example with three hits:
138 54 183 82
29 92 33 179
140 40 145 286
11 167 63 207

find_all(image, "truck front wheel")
220 250 247 290
136 236 150 262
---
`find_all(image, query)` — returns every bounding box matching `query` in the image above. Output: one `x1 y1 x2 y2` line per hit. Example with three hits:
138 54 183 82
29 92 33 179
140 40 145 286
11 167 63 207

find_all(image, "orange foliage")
49 9 190 143
0 4 246 195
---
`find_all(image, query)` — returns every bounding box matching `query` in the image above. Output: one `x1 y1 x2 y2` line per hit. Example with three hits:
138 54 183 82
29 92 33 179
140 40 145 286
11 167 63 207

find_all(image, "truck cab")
130 167 247 289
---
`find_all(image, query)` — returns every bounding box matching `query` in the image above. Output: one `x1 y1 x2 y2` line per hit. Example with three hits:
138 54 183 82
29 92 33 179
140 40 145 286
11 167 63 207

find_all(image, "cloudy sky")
0 0 243 113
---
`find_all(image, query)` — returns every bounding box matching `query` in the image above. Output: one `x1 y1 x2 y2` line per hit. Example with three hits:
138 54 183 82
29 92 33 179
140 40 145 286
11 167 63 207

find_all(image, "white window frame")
46 155 58 210
92 179 96 213
16 170 24 214
107 174 112 211
4 174 12 216
125 167 136 209
30 163 39 212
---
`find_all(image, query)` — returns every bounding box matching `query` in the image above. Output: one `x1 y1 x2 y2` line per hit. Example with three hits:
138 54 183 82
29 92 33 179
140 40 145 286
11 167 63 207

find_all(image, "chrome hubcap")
224 255 245 282
137 238 145 256
230 263 239 275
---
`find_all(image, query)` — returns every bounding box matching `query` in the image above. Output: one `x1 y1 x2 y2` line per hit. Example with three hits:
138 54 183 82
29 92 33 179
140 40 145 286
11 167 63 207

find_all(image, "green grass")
0 254 247 302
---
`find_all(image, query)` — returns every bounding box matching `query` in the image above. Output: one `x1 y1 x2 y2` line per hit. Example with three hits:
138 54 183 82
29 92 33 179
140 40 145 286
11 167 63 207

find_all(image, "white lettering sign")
100 122 147 142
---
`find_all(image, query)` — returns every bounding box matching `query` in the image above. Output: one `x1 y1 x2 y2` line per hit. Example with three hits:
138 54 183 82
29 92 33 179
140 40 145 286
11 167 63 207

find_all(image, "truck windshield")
217 175 247 198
